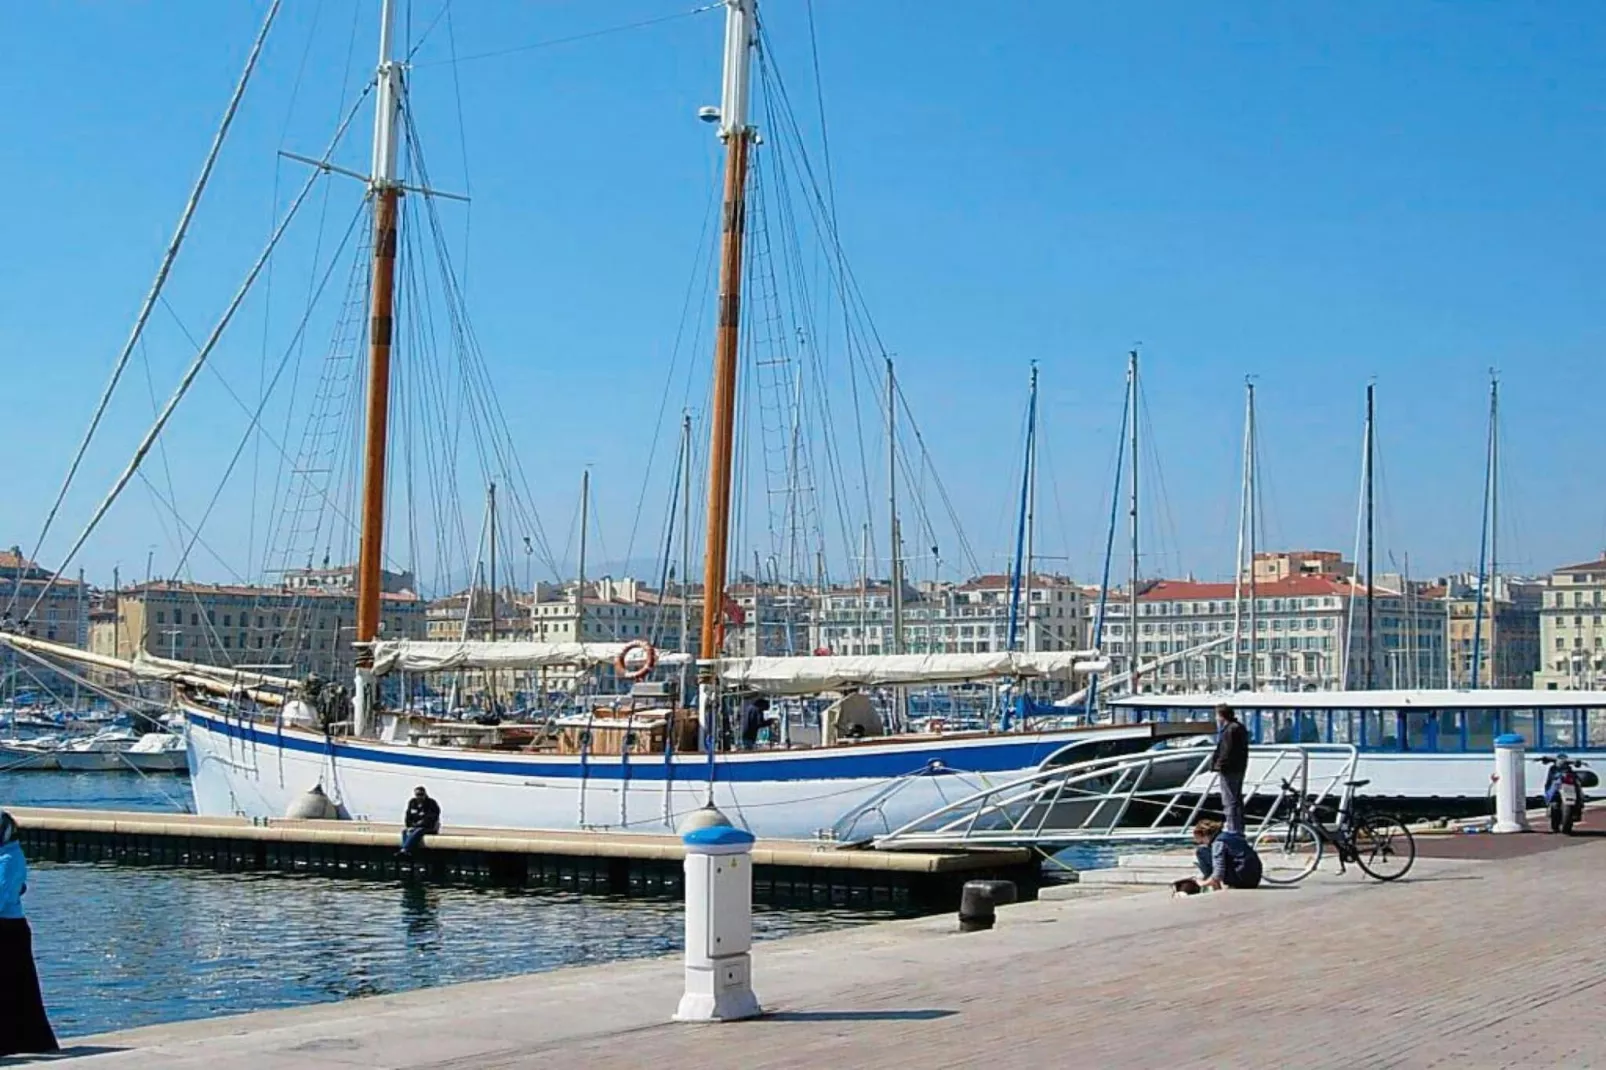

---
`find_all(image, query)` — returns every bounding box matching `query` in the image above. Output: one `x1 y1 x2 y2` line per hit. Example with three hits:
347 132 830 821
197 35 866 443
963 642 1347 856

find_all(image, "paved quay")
30 832 1606 1070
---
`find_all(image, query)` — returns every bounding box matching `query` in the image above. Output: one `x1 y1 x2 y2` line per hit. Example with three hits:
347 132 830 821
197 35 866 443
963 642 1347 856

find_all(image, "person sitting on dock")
1211 703 1250 834
1183 818 1262 892
399 787 441 856
0 811 59 1058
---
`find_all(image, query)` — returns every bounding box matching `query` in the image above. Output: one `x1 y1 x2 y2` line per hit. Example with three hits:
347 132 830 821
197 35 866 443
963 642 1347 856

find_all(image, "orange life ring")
615 640 658 681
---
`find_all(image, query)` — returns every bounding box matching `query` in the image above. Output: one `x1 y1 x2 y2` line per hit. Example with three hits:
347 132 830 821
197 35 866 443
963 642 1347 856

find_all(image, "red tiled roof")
1137 575 1395 601
958 572 1076 591
1553 556 1606 574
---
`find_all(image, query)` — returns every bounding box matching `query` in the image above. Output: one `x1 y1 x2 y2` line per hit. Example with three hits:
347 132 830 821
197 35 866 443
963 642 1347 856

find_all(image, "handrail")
870 743 1359 851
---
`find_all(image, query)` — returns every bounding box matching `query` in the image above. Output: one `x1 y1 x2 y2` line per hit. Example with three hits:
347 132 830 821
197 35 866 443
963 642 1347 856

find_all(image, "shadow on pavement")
764 1010 957 1023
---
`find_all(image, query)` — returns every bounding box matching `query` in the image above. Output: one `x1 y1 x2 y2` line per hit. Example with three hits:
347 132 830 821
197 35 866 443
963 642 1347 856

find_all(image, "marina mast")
1007 363 1038 654
696 0 756 758
1472 372 1498 689
887 357 907 731
1364 383 1376 691
1127 350 1140 694
353 0 404 736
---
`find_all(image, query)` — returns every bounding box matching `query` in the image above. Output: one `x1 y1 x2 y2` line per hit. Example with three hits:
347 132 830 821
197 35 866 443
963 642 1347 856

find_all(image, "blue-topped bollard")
1493 733 1530 833
674 812 762 1022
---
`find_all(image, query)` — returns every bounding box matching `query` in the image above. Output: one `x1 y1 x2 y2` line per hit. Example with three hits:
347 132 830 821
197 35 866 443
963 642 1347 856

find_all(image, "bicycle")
1253 777 1416 884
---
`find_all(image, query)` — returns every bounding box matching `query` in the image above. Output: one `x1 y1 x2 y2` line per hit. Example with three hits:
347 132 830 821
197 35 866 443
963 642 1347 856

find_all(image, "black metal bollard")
958 879 1017 932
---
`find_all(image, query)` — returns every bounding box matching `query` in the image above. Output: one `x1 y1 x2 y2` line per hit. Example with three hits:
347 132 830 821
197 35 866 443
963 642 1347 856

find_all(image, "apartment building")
97 580 426 682
1 547 88 646
1087 555 1443 693
1534 555 1606 690
809 573 1086 657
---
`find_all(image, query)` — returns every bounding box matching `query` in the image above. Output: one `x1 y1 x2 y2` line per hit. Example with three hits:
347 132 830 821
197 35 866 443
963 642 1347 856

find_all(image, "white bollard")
1493 733 1530 834
674 821 762 1022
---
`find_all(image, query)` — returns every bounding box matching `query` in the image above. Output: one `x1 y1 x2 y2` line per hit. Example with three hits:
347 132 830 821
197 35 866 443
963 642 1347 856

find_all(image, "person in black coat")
399 787 442 856
1211 704 1250 834
0 811 58 1057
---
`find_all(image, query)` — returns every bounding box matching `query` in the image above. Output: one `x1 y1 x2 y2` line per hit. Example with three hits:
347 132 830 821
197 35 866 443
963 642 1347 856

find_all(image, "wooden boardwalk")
29 831 1606 1069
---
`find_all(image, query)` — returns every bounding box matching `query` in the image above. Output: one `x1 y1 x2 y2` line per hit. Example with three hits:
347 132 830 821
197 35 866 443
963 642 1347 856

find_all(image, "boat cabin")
1109 690 1606 754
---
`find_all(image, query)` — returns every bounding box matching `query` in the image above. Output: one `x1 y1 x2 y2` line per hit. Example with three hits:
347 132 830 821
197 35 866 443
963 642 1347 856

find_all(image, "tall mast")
752 549 764 656
887 357 906 731
1024 363 1039 653
353 0 404 735
487 482 498 646
1231 380 1251 691
887 357 905 658
696 0 757 665
858 523 869 653
1007 363 1037 653
576 469 589 645
1364 382 1376 690
1473 372 1497 689
1127 350 1140 693
1247 382 1259 690
679 413 692 660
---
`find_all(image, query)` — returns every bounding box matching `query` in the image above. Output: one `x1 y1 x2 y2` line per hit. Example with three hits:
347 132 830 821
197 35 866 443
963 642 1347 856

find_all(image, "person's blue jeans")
400 826 430 855
1195 845 1213 880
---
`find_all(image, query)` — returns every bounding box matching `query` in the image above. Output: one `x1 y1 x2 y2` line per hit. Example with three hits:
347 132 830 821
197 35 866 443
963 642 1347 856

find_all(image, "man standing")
1211 703 1250 834
399 786 441 856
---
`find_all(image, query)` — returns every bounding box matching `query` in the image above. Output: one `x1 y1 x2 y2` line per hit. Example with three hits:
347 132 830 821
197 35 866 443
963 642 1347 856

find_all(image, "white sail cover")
369 639 695 676
715 650 1106 696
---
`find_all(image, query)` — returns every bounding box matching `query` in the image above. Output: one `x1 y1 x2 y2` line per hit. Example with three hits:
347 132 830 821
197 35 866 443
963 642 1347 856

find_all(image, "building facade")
1087 569 1445 694
1534 556 1606 690
97 580 426 682
809 573 1086 658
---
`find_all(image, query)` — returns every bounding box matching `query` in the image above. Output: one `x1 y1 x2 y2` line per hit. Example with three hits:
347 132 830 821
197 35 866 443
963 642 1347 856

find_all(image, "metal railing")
870 743 1360 851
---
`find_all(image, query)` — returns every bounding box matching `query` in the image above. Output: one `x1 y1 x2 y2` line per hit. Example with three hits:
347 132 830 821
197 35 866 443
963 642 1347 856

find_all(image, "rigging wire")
8 0 281 621
410 3 721 68
24 88 376 622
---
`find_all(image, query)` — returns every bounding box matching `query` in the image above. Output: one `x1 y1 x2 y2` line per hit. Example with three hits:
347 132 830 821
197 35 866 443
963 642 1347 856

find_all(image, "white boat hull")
124 751 190 774
183 707 1101 839
0 745 59 771
55 749 135 773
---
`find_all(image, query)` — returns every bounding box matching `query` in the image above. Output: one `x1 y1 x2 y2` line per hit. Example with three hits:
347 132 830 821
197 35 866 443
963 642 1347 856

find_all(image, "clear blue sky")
3 1 1604 595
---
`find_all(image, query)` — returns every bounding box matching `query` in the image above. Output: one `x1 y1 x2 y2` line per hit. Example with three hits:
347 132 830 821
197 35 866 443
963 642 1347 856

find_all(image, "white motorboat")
124 732 188 773
54 728 142 772
0 736 62 771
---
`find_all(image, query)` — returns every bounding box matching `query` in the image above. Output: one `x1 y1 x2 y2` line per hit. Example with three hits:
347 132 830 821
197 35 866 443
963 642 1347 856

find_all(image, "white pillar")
675 823 762 1022
1493 732 1530 833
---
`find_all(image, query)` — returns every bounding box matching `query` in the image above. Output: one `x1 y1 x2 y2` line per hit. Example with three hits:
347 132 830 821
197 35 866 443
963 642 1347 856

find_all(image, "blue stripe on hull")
185 710 1075 783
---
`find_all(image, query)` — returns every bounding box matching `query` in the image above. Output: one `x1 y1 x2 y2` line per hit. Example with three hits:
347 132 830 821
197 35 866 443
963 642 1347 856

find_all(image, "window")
155 611 166 625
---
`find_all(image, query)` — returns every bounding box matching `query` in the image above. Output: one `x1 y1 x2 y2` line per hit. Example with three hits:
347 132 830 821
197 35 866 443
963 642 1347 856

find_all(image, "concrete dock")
28 830 1605 1069
8 806 1036 912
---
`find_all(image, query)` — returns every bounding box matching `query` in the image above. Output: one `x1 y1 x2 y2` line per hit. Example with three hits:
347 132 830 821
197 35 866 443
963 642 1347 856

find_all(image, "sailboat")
4 1 1198 840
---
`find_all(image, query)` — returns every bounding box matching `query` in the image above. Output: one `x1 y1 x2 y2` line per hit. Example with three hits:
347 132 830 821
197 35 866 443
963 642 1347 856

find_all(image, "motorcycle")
1540 754 1595 835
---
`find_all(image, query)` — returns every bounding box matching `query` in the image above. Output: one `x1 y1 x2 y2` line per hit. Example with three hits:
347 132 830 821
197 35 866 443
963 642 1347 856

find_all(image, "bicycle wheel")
1352 814 1416 881
1253 819 1323 885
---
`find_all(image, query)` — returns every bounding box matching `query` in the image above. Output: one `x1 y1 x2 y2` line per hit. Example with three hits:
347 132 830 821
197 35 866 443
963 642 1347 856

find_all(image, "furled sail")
715 650 1108 697
368 639 696 676
0 630 294 703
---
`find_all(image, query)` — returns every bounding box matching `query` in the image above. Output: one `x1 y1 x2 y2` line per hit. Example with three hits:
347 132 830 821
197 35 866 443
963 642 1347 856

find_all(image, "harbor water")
0 772 897 1038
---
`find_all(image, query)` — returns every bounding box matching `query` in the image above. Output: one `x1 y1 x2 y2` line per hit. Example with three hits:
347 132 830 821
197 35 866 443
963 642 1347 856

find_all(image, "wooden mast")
697 0 757 664
353 0 404 736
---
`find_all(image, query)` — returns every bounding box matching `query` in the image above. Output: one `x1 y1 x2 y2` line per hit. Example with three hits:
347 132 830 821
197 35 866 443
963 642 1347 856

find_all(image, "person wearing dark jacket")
0 811 59 1057
1211 703 1250 834
1190 818 1263 890
399 787 441 856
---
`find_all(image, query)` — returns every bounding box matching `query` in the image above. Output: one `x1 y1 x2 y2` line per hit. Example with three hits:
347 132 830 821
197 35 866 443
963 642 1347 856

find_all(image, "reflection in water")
24 864 894 1039
2 773 898 1038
